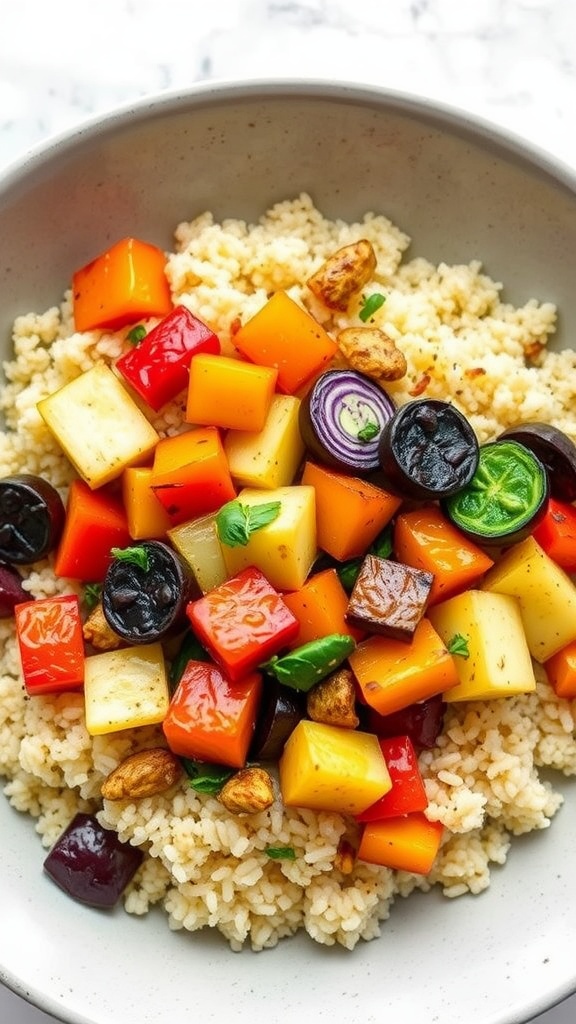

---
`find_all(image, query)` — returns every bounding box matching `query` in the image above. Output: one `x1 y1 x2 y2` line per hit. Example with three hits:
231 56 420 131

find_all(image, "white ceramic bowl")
1 79 576 1024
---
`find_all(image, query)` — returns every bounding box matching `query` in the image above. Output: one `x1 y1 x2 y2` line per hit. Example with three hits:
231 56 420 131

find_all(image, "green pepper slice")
443 439 549 544
261 633 356 692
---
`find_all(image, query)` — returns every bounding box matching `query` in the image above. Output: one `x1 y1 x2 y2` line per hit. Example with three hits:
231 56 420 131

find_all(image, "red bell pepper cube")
53 479 132 583
533 497 576 572
15 594 85 695
116 304 220 411
186 566 299 681
355 735 428 822
163 659 263 768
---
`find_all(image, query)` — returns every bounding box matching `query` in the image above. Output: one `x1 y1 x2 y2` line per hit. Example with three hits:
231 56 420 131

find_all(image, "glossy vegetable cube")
349 617 459 716
163 660 263 768
116 304 220 411
282 567 364 647
428 589 536 701
356 735 428 822
533 497 576 573
346 554 433 641
150 426 236 525
122 466 172 540
54 479 132 581
232 290 338 394
278 719 391 815
83 643 169 735
15 594 85 695
219 485 317 591
481 535 576 662
167 512 228 594
544 640 576 699
37 363 160 489
72 236 172 332
357 813 443 874
186 566 299 681
186 354 278 431
224 394 305 490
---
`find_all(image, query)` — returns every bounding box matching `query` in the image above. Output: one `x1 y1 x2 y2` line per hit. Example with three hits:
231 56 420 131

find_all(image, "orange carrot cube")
72 237 173 332
150 427 236 525
186 354 278 432
357 813 444 874
545 640 576 699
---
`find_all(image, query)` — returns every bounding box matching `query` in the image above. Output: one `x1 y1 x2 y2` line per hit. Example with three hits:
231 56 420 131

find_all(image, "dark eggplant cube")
0 563 29 617
364 694 447 749
345 554 433 641
43 812 143 908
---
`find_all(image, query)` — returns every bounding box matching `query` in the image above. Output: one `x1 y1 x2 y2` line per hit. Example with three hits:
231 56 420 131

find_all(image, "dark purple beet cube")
43 812 143 908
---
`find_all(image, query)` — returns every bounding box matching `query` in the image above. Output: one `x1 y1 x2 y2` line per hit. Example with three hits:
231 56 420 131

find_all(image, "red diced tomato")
15 594 85 695
533 497 576 572
186 566 299 681
356 735 428 822
116 304 220 412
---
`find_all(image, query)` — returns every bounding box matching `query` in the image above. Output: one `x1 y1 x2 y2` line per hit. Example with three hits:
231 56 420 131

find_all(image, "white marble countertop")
1 1 576 1022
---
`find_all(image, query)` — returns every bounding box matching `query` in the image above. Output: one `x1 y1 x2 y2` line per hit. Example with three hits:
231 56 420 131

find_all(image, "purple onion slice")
299 369 396 473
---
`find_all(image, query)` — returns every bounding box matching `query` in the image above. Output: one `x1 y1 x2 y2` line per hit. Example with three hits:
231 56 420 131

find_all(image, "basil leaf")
168 630 210 691
216 499 281 547
181 759 234 794
370 525 393 560
357 420 379 442
359 292 386 322
111 545 150 571
265 846 296 860
262 633 356 692
83 582 102 611
127 324 147 345
337 558 362 593
447 633 470 658
337 526 393 593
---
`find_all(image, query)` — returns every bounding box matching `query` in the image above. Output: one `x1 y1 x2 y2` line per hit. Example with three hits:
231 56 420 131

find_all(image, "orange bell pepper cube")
393 505 494 606
232 290 338 395
356 735 428 822
348 617 459 717
357 812 444 874
544 640 576 699
15 594 85 695
186 354 278 432
301 461 402 561
53 479 132 582
72 237 173 332
121 466 172 541
282 567 364 647
186 566 299 681
533 497 576 573
163 659 263 769
150 426 236 525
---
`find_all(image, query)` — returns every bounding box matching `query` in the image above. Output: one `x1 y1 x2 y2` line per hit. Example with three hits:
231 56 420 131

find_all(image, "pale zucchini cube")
84 643 169 735
481 536 576 662
220 485 316 591
37 362 159 488
168 512 228 594
223 394 305 489
428 589 536 702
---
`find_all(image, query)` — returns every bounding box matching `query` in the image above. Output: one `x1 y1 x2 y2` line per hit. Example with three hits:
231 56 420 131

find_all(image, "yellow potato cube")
427 589 536 702
84 643 169 735
37 363 159 488
220 485 316 591
481 536 576 662
224 394 305 489
279 719 391 815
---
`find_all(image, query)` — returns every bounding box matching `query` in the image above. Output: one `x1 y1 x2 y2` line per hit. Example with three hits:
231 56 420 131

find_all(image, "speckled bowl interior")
1 79 576 1024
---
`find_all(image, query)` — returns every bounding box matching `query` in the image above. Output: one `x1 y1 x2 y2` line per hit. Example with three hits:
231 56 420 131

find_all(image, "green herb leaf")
168 630 210 691
262 633 356 692
265 846 296 860
216 499 282 547
181 759 235 794
370 524 393 560
359 292 386 322
110 545 150 571
83 582 102 611
127 324 147 345
447 633 470 658
357 420 379 442
336 526 393 593
337 558 362 593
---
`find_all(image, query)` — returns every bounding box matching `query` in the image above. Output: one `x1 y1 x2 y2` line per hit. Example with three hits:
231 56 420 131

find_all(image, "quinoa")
1 192 575 951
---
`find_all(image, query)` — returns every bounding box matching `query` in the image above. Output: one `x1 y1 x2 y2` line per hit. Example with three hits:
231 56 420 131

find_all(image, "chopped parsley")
127 324 147 345
359 292 386 322
447 633 470 658
110 545 150 571
265 846 296 860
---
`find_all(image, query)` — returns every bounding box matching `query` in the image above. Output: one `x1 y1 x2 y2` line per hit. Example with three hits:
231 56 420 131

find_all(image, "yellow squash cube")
84 643 169 735
186 353 277 432
481 536 576 662
37 363 159 488
168 512 228 594
427 589 536 702
224 394 305 489
122 466 172 540
220 485 317 591
279 719 391 815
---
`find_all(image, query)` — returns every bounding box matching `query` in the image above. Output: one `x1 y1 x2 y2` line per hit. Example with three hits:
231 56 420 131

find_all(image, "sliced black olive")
0 562 29 617
0 474 65 564
498 422 576 502
102 541 196 644
43 812 143 908
249 678 305 761
378 399 479 500
299 368 396 473
442 439 549 546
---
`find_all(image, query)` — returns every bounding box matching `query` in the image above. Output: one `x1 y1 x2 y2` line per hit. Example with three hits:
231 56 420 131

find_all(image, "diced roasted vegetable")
15 594 85 695
43 812 144 907
345 554 433 641
83 642 169 735
72 236 172 332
